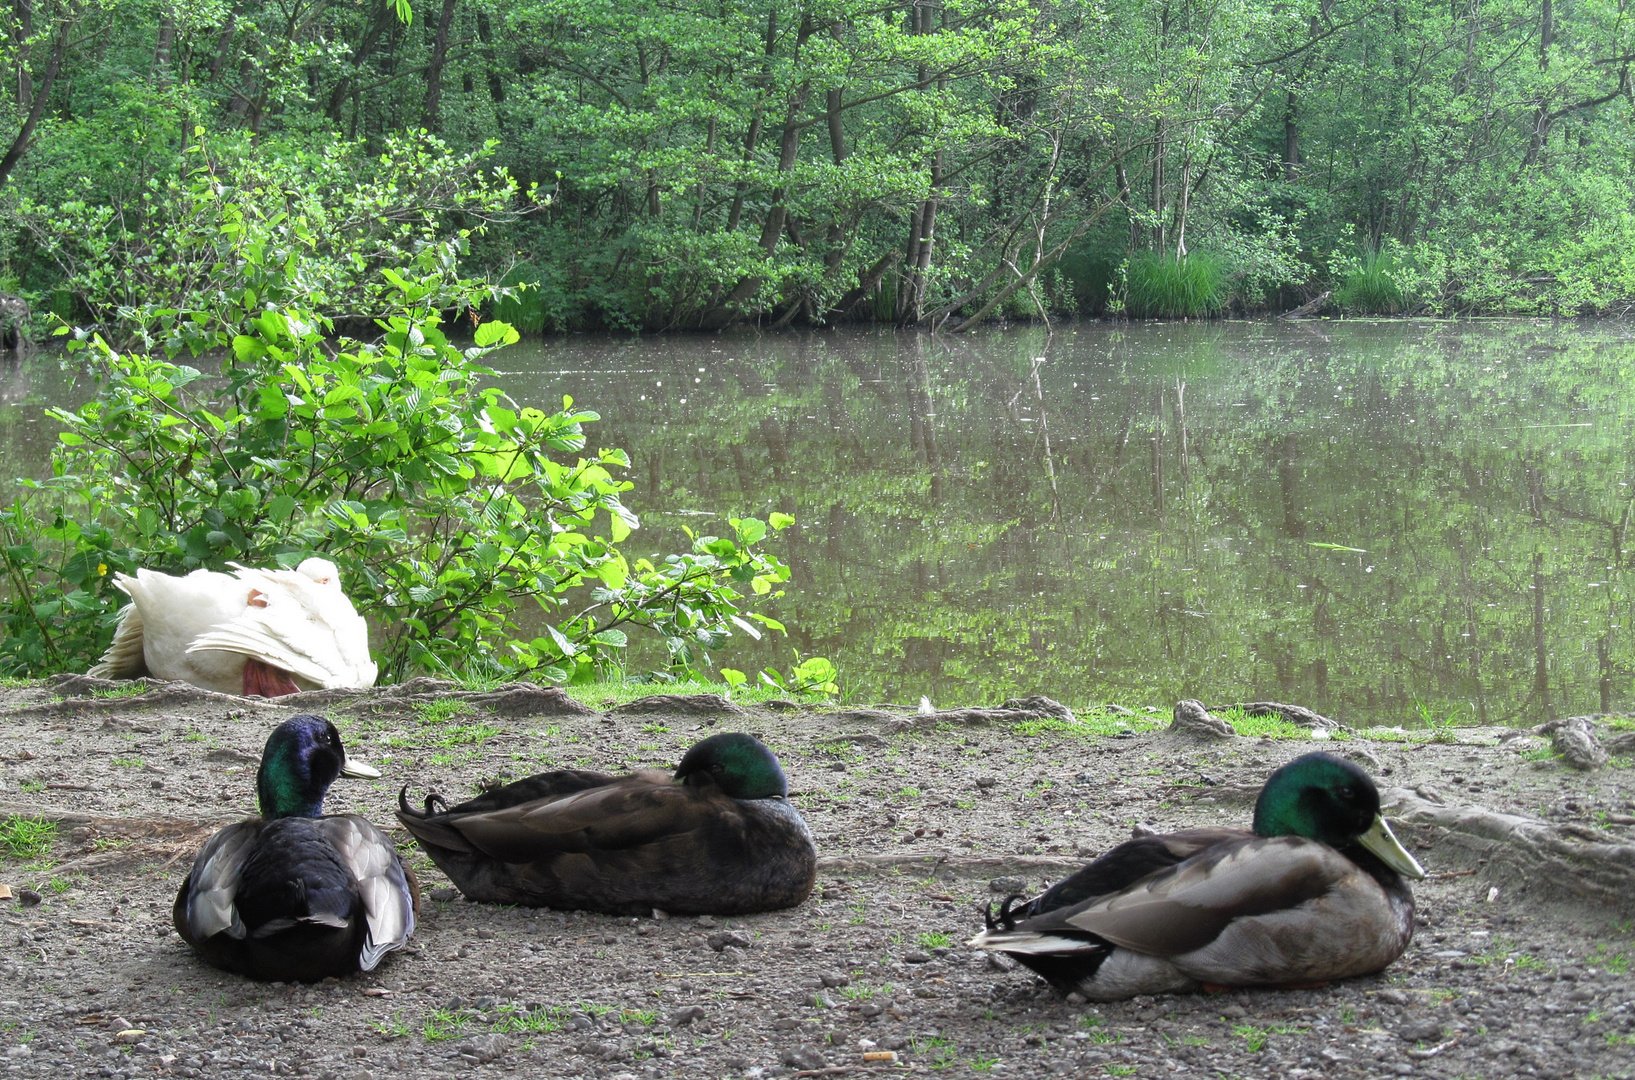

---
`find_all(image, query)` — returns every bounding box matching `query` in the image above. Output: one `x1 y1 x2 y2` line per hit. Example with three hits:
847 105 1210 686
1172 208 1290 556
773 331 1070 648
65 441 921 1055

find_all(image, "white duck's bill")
341 756 381 779
1359 814 1425 879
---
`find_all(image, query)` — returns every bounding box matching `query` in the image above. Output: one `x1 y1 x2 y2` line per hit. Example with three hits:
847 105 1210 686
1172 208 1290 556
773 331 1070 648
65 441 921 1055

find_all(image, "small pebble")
780 1044 827 1071
1397 1018 1443 1042
707 930 753 952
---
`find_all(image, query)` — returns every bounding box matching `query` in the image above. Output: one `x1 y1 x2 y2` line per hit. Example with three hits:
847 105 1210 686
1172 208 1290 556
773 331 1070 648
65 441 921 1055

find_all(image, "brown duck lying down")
396 733 817 916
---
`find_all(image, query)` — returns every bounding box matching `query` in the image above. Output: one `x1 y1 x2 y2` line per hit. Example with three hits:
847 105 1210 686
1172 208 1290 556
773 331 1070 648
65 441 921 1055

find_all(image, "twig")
1407 1035 1462 1059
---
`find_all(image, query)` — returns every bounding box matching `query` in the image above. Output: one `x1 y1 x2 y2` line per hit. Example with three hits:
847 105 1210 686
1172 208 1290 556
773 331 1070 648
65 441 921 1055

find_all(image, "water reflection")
4 319 1633 726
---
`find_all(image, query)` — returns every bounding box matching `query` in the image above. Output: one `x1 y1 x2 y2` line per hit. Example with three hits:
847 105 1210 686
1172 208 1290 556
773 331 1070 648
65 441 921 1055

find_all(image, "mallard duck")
89 558 376 696
969 751 1425 1000
174 715 417 982
396 732 816 916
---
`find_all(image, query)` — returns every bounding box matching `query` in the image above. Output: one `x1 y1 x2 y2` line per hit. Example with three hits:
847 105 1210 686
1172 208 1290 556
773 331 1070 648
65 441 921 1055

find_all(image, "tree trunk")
896 1 943 323
0 11 69 193
476 12 504 104
420 0 459 131
153 13 176 87
12 0 35 111
826 250 901 320
726 8 779 233
757 58 812 256
328 2 391 122
206 12 237 81
1523 0 1556 167
1282 89 1300 181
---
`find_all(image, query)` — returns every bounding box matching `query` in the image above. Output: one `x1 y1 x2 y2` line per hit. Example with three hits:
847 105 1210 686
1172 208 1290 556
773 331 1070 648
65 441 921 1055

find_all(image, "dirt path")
1 678 1632 1080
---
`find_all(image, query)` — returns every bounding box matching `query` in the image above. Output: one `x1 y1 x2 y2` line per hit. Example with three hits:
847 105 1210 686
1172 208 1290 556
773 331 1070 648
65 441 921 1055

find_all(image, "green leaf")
266 494 298 523
473 320 520 348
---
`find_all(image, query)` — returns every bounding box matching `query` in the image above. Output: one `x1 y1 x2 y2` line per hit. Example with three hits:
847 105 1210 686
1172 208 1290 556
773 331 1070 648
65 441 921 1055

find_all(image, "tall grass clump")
1334 250 1404 314
492 262 549 333
1124 252 1227 318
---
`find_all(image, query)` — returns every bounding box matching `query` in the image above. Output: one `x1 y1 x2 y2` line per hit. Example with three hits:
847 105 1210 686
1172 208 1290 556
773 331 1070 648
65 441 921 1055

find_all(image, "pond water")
5 318 1634 727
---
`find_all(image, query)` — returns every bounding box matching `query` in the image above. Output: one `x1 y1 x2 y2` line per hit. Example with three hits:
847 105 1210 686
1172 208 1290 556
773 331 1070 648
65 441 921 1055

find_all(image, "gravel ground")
1 678 1632 1080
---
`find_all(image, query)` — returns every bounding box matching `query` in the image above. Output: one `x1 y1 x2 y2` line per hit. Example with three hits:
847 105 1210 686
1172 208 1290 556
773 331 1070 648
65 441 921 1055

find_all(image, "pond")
4 318 1633 727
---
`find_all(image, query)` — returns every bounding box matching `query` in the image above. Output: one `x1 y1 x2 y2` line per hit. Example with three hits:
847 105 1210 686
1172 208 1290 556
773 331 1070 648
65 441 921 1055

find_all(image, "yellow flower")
97 563 108 576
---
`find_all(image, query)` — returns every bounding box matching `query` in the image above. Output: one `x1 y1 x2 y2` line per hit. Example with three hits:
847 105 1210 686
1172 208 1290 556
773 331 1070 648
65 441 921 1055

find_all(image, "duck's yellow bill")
341 756 381 779
1359 814 1425 879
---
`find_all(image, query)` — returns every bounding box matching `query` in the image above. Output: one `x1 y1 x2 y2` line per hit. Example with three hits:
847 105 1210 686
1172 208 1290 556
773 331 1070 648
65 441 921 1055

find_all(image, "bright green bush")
0 283 796 683
1124 253 1227 318
13 129 524 350
1334 250 1405 314
0 148 805 686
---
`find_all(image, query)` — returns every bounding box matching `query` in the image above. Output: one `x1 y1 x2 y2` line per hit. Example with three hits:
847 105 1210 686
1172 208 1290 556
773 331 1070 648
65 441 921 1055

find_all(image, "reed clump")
1334 250 1405 314
1124 252 1227 318
493 263 549 333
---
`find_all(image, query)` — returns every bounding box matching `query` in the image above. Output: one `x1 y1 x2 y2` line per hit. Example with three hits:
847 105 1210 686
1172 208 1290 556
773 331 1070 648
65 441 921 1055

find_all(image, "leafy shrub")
13 129 525 350
0 149 807 686
1 284 796 683
1123 252 1226 318
1334 249 1404 314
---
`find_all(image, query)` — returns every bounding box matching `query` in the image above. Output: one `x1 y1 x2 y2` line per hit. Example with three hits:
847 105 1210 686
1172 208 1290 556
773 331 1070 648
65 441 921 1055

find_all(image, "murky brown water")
6 318 1634 724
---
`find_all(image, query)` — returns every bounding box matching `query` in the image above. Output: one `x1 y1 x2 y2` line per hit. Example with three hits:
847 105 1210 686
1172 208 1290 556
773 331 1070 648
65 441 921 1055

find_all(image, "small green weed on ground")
0 815 56 861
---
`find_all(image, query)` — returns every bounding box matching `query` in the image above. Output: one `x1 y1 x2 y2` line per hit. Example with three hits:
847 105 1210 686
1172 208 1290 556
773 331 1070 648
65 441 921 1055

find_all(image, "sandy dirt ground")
1 677 1632 1080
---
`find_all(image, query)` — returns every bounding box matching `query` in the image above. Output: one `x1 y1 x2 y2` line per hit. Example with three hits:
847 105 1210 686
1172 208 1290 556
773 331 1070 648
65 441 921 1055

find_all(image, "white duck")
88 557 377 697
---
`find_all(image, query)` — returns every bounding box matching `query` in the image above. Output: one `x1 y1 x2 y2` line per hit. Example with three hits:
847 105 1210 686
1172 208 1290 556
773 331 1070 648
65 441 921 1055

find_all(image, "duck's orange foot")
1200 983 1235 995
243 657 301 697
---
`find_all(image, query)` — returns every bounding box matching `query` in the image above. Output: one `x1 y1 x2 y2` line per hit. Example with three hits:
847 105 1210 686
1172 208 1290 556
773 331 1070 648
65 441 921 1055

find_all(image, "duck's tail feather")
966 928 1103 954
249 912 351 938
89 596 147 680
984 892 1037 931
393 789 472 852
396 785 449 819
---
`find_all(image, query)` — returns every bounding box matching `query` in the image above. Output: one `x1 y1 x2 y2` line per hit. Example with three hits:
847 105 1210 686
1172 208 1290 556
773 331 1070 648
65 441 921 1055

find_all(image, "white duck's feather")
88 558 375 695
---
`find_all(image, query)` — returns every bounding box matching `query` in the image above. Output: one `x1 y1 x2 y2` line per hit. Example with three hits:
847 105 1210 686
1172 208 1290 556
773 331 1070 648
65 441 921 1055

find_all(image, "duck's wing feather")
179 821 261 942
241 565 377 684
407 773 712 863
186 568 374 687
395 769 617 851
1048 836 1343 956
316 815 418 970
1028 827 1249 915
89 581 147 679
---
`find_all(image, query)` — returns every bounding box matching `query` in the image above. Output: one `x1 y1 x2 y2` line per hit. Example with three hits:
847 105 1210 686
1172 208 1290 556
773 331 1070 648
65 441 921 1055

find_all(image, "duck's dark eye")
1339 786 1355 800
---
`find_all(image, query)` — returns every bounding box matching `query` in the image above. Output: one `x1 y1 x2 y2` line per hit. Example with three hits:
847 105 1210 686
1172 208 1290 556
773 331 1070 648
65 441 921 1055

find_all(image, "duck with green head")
174 716 418 981
396 732 816 915
969 752 1425 1000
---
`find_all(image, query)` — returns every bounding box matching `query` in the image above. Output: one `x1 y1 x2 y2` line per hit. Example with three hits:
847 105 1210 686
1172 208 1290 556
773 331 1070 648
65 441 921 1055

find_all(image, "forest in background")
0 0 1632 331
